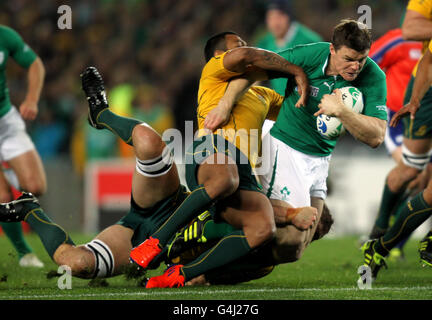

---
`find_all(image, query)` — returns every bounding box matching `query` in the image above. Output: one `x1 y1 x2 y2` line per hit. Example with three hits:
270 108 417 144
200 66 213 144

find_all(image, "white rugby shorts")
0 107 35 161
259 132 331 207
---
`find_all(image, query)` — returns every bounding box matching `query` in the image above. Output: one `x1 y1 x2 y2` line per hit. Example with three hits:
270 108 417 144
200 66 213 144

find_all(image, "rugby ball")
316 86 364 140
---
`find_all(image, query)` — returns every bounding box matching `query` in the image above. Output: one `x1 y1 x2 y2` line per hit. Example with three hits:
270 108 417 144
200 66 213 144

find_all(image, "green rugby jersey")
256 22 323 96
270 42 387 156
0 26 37 117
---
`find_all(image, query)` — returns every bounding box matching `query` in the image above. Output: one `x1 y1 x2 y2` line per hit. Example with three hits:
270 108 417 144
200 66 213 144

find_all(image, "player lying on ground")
159 203 333 286
0 66 321 282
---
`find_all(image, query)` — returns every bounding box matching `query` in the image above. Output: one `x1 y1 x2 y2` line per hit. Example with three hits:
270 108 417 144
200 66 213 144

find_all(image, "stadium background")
1 0 428 238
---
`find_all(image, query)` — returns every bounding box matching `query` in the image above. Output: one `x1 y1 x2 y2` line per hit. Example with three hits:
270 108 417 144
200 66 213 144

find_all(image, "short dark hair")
204 31 238 62
331 19 371 52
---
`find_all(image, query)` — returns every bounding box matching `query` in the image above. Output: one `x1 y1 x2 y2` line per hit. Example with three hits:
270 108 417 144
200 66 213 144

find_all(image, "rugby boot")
167 211 212 260
129 237 162 269
146 264 185 288
0 192 39 222
80 66 109 129
419 235 432 267
359 239 387 282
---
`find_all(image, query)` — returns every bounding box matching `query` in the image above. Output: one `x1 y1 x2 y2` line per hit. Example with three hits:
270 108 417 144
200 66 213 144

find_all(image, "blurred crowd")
0 0 406 175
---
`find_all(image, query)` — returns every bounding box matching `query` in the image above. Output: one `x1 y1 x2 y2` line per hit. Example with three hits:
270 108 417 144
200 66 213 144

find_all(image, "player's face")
266 9 290 39
330 45 369 81
225 34 247 50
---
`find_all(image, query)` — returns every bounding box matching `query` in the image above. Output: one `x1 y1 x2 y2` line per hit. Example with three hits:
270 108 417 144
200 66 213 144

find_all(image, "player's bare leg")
7 150 47 196
386 138 431 192
0 157 45 267
129 123 180 209
0 170 13 202
370 138 430 239
53 225 134 278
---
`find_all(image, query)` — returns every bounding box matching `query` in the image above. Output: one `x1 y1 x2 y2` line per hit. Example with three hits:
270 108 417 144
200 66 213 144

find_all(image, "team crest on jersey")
280 186 291 201
309 86 319 97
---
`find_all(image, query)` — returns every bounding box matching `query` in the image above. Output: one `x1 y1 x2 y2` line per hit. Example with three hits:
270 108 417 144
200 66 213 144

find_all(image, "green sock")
374 182 405 229
181 230 251 281
152 185 213 246
202 220 236 241
24 207 75 259
97 109 141 145
375 192 432 256
204 241 276 284
1 222 32 258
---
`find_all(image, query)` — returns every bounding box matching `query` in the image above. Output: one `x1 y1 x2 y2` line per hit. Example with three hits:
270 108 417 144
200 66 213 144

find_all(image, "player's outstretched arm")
20 57 45 121
390 48 432 127
223 47 309 107
402 10 432 41
204 77 253 131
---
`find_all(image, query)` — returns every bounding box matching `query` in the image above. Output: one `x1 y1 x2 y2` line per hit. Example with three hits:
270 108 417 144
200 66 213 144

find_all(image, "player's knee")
204 170 239 199
132 123 165 160
402 166 422 181
257 221 276 244
216 173 239 198
245 217 276 248
54 247 94 279
387 165 420 190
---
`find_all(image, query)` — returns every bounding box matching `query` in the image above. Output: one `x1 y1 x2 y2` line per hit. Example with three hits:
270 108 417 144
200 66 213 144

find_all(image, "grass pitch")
0 232 431 300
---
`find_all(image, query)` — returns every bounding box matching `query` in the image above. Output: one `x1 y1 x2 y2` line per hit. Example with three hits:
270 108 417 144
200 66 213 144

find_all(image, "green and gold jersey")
197 51 284 166
270 42 387 156
406 0 432 77
0 25 37 117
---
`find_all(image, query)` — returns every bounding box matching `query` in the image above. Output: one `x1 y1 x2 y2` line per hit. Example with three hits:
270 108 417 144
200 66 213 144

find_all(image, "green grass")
0 233 431 300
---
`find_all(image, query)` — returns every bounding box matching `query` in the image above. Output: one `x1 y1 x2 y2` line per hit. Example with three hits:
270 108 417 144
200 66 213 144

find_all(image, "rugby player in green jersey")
0 25 46 268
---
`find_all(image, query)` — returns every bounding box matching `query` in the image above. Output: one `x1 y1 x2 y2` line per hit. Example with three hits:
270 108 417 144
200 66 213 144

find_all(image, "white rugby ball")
316 86 364 140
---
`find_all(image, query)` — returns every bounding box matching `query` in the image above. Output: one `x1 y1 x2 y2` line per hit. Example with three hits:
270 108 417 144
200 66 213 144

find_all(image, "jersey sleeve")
204 51 243 81
2 26 37 68
356 60 388 120
407 0 432 19
265 89 284 121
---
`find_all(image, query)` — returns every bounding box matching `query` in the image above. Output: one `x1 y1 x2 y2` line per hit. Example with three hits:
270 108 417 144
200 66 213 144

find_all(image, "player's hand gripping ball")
316 86 364 139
